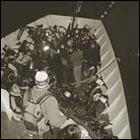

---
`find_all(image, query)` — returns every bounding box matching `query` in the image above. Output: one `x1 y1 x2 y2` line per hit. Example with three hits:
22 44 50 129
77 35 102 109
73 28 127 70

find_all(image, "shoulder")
1 89 9 95
42 96 58 106
45 96 57 103
31 85 39 92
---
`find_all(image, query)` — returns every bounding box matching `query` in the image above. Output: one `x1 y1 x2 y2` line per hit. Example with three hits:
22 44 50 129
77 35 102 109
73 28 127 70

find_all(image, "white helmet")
35 71 49 88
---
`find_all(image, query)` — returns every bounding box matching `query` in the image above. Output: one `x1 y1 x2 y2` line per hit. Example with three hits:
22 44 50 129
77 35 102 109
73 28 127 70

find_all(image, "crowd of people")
1 23 118 139
1 23 101 87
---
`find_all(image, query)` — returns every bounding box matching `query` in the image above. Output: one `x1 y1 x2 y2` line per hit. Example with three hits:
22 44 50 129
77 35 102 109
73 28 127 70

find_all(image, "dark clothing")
91 45 101 66
33 30 43 50
48 53 63 83
9 94 23 113
1 67 16 90
83 40 101 63
84 44 101 66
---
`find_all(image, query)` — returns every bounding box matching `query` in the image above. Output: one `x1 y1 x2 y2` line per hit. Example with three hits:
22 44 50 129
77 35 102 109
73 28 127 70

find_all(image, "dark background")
1 1 139 139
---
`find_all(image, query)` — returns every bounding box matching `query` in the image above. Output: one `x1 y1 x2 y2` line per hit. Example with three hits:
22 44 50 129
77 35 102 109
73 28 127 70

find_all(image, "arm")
8 63 18 77
15 54 24 64
23 90 30 107
41 96 67 128
80 50 84 61
10 96 21 112
20 86 29 90
10 96 17 110
70 54 75 65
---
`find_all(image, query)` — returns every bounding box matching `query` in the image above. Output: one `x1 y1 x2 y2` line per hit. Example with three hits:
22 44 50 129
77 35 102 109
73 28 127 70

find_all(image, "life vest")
23 89 52 131
9 92 23 114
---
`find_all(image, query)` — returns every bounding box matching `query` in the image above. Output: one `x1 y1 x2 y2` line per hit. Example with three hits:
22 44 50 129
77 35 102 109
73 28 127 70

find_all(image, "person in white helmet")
23 71 66 138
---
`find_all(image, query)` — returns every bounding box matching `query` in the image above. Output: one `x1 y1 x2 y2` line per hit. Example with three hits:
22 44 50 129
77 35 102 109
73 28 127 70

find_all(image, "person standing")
70 47 84 87
48 48 64 84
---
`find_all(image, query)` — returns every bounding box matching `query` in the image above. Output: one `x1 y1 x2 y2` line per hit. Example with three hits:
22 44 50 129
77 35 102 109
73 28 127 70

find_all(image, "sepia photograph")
1 1 139 139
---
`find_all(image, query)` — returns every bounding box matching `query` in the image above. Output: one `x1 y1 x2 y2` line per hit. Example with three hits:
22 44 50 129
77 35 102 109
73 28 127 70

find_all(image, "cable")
97 58 120 75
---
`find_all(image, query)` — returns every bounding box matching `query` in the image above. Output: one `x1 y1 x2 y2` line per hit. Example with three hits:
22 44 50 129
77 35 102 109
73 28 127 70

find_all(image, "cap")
35 71 49 87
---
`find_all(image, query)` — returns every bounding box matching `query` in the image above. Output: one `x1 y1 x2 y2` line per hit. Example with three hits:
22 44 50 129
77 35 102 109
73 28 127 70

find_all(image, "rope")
97 58 120 75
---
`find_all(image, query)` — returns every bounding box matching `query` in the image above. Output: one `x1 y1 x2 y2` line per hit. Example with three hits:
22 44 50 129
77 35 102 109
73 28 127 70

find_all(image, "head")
60 124 81 139
36 24 43 29
13 48 19 55
26 51 31 57
83 25 91 33
22 40 28 45
67 39 73 47
35 71 49 88
11 83 21 95
73 46 79 52
50 47 57 55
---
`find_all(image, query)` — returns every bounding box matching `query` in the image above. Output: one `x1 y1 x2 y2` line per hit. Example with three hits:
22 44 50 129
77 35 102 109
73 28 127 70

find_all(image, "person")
1 88 14 121
60 55 70 84
33 25 44 50
1 59 18 90
89 40 101 74
1 88 27 139
15 51 32 82
48 48 64 84
9 83 24 115
70 47 84 87
23 71 66 138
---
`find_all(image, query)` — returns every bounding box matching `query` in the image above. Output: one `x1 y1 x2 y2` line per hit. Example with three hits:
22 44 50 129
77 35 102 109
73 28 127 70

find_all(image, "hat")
35 71 49 87
83 25 91 32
